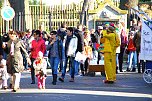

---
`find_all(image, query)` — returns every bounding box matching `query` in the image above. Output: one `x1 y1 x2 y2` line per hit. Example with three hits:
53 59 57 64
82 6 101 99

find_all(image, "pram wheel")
143 69 152 84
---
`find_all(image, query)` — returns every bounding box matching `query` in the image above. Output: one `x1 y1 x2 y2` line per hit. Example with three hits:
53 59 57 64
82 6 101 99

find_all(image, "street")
0 69 152 101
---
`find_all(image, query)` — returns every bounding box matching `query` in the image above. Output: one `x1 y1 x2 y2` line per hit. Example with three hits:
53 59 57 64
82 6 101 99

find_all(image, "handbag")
125 48 129 54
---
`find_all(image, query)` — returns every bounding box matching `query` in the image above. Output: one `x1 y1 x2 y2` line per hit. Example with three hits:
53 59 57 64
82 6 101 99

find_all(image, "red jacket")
128 38 136 51
31 38 46 59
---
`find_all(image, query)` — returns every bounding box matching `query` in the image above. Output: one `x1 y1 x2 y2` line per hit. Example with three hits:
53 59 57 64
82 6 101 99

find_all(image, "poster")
140 21 152 60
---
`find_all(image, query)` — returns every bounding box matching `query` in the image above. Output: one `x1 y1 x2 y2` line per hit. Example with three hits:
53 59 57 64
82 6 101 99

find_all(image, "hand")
27 58 31 65
50 39 55 45
2 43 6 49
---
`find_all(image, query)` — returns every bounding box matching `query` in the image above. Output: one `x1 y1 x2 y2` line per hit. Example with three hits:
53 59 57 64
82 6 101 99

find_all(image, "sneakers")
126 68 130 72
69 78 74 82
58 77 64 82
103 80 114 84
131 68 136 72
52 81 56 85
3 86 7 90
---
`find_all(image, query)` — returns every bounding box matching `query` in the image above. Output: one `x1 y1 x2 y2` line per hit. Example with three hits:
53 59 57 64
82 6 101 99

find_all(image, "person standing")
118 29 128 72
3 30 31 92
30 30 46 84
101 26 120 84
74 24 84 75
47 31 64 85
95 26 103 64
133 25 145 73
59 27 78 82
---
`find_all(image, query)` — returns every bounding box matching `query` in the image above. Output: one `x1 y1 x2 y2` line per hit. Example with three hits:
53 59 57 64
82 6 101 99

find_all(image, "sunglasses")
50 34 56 35
9 33 16 35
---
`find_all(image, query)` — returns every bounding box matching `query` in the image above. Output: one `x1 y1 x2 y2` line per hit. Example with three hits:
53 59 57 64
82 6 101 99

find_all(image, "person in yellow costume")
100 26 120 84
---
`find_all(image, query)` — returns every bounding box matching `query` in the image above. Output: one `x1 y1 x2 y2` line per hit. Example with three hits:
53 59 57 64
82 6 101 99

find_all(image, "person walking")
47 31 64 85
30 30 46 84
3 30 31 92
33 51 47 89
59 27 78 82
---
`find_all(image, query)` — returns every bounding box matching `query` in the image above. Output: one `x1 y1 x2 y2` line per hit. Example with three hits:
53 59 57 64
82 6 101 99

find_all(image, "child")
33 51 47 89
0 55 8 89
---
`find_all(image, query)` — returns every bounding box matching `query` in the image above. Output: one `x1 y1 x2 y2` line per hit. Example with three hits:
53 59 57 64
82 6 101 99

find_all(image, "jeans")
74 60 80 75
61 56 75 78
128 51 137 69
50 57 60 75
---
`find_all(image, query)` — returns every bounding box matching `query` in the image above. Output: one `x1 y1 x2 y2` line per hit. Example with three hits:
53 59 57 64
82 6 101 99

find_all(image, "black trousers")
30 58 36 83
136 51 145 73
118 47 125 71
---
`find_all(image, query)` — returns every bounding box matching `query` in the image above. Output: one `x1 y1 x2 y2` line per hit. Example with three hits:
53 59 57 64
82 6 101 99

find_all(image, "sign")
1 6 15 21
140 21 152 60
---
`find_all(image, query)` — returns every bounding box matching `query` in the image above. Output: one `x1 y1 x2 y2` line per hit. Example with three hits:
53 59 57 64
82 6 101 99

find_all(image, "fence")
0 0 121 34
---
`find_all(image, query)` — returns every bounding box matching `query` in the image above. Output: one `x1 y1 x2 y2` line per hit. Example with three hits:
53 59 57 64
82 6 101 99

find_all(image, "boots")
52 74 57 85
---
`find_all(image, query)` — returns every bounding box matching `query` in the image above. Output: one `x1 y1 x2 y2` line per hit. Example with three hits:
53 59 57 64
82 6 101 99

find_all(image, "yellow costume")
100 30 120 81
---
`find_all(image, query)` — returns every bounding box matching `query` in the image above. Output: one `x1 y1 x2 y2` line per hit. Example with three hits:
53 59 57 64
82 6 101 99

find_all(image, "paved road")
0 69 152 101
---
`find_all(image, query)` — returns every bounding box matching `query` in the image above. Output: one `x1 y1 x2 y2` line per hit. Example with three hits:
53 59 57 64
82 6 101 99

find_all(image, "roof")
88 0 128 14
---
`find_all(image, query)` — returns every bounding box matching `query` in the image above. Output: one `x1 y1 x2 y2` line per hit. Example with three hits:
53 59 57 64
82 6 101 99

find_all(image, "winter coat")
133 31 141 53
5 38 30 74
30 38 46 59
33 58 47 76
74 29 84 53
63 34 78 57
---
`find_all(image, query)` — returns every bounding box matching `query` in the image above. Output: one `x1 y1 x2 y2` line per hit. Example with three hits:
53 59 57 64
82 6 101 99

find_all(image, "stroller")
143 61 152 84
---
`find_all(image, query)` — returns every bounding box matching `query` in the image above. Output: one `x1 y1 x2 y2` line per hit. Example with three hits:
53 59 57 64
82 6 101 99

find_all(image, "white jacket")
63 34 78 57
33 58 47 75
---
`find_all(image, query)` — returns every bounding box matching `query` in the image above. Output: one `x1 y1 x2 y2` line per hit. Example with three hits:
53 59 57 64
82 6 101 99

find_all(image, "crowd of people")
0 20 145 92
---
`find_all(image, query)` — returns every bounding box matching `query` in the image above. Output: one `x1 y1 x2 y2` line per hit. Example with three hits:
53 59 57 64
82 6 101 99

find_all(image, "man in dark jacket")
57 23 67 72
133 25 145 73
74 24 84 75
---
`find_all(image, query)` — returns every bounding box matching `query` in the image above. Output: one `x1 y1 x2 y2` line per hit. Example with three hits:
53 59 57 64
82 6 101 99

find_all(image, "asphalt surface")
0 68 152 101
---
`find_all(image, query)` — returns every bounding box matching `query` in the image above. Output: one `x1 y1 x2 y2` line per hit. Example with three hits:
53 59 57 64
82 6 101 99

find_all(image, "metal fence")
0 2 83 34
0 0 121 34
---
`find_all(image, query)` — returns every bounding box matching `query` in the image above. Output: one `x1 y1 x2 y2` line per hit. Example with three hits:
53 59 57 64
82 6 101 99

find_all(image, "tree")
0 0 2 8
139 0 151 2
80 0 89 26
29 0 40 5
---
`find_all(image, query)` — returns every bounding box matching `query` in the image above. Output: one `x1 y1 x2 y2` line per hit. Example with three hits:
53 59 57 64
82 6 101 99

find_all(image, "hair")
34 30 41 37
8 30 16 35
67 27 73 33
50 31 57 35
77 24 83 29
61 23 67 28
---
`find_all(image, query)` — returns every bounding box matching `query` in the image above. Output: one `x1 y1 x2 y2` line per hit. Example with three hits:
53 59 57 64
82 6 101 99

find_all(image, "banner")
140 21 152 60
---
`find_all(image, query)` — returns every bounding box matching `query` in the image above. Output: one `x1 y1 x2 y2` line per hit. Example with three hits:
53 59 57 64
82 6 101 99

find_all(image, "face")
33 33 39 39
9 31 17 41
66 30 72 36
50 33 56 39
98 29 103 33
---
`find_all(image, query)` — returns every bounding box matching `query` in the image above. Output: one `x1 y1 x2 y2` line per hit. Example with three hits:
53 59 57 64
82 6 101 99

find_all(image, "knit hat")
38 51 43 58
107 26 115 33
